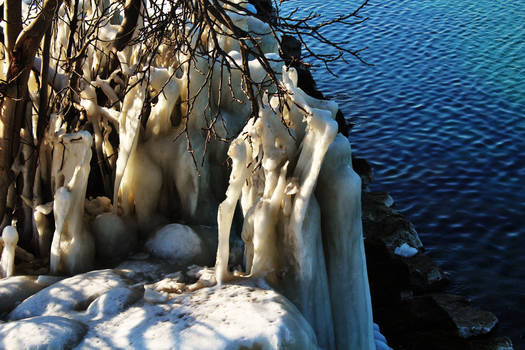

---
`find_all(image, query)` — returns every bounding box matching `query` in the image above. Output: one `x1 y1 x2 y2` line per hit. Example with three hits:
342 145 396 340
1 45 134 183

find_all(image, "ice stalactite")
1 226 18 278
50 131 95 275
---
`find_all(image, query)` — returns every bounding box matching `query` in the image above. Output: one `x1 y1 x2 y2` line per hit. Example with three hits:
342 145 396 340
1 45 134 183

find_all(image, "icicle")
1 226 18 278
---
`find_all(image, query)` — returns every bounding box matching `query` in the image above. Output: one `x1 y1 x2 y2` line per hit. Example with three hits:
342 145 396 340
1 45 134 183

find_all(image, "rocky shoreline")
354 157 514 350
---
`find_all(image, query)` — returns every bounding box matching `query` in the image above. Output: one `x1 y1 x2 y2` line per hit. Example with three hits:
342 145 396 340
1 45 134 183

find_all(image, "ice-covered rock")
0 275 64 315
374 323 393 350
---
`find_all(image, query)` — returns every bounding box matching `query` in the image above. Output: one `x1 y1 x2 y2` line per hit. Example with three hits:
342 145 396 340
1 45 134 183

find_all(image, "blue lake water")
281 0 525 346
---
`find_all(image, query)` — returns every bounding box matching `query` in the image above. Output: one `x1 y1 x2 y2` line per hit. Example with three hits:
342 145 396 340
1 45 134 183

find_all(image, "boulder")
0 276 63 315
92 213 138 260
145 224 211 266
77 281 319 350
469 337 514 350
9 270 130 320
0 316 86 350
432 294 498 338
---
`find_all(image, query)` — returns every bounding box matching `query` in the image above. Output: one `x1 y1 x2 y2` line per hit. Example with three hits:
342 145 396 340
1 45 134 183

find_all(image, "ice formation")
1 226 18 278
50 131 95 275
2 0 377 348
214 67 375 349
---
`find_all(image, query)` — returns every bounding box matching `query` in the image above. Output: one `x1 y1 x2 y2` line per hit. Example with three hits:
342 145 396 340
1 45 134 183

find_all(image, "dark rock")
365 241 410 304
403 254 449 293
352 157 374 187
371 294 504 350
469 337 514 350
280 35 301 61
432 294 499 338
361 185 509 349
248 0 275 20
362 191 423 254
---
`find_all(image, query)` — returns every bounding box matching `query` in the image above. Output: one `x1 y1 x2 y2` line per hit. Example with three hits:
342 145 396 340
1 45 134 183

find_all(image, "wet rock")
360 185 509 349
362 192 423 253
403 254 449 292
363 190 448 296
352 157 374 187
432 294 499 338
0 316 86 350
469 337 514 350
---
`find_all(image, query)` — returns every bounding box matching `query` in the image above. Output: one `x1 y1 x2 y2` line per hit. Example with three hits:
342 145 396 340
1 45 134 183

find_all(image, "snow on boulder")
85 287 142 320
0 316 86 350
0 276 47 315
8 270 130 320
77 281 319 350
145 224 207 266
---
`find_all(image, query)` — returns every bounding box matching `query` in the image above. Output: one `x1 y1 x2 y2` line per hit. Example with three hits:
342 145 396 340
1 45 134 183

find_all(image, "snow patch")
394 243 418 258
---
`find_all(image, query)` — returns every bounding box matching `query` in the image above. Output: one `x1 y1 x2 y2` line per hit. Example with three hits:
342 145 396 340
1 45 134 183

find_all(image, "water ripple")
282 0 525 345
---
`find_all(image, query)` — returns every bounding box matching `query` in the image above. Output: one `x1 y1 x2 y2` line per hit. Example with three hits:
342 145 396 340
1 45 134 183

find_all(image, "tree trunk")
0 0 63 223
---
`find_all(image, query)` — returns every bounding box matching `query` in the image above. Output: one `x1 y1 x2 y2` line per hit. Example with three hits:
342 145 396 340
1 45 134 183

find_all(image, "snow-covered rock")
145 224 206 265
77 281 319 350
0 276 63 314
1 264 321 349
8 270 130 320
0 316 86 350
85 287 142 320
